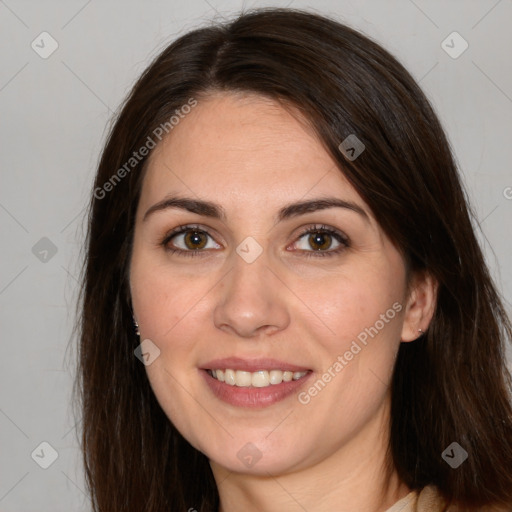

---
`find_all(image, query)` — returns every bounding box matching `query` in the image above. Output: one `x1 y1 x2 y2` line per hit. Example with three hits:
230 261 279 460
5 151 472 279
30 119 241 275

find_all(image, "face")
129 92 416 476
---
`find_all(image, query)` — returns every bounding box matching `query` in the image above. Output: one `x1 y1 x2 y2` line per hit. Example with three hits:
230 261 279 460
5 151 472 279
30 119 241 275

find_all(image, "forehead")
140 92 365 214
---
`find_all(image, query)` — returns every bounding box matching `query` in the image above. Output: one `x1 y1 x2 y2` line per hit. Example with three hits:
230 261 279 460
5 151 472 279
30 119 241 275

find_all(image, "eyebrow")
142 195 369 223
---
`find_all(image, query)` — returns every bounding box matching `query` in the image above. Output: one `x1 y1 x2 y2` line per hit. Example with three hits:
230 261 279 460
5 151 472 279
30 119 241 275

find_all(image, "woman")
76 8 512 511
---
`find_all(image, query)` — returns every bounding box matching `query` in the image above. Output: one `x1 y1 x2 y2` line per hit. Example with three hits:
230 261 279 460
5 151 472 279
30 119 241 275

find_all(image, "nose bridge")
230 243 271 298
213 241 290 337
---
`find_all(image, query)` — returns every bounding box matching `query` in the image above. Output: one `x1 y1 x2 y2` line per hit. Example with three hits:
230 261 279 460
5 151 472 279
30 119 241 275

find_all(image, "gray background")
1 0 511 510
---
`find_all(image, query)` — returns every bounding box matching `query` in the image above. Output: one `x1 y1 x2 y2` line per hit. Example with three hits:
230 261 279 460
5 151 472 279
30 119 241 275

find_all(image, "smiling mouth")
206 369 310 388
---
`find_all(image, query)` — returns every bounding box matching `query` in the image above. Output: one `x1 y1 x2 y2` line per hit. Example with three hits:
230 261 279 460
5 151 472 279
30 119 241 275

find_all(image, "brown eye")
291 225 349 258
161 225 221 256
308 232 333 251
183 230 208 250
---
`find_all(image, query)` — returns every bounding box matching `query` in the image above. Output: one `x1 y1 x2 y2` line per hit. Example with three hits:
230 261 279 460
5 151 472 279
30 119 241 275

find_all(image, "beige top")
385 486 449 512
385 486 509 512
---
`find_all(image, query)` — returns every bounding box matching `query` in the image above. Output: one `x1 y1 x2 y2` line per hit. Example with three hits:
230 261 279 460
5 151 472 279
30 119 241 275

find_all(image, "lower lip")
201 370 312 408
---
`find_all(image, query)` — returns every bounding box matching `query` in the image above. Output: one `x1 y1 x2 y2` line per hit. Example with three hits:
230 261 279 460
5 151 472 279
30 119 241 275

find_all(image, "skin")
129 92 437 512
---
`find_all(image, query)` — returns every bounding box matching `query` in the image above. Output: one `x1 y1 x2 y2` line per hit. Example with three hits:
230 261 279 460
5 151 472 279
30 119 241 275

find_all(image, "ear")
400 271 438 342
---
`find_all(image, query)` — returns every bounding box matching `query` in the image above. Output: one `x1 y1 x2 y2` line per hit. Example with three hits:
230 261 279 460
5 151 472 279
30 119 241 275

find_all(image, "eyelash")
159 224 350 258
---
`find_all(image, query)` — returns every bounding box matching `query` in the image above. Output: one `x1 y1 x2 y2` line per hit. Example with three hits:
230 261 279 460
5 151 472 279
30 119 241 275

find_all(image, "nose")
213 249 290 339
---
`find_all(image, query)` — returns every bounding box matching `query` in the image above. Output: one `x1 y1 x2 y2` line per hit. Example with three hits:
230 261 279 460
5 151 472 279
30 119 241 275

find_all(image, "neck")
211 397 410 512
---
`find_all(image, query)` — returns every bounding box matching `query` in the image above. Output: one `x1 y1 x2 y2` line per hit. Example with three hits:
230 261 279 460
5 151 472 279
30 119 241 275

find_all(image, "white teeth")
252 370 269 388
283 371 293 382
224 369 236 386
235 370 252 387
269 370 283 385
209 368 308 387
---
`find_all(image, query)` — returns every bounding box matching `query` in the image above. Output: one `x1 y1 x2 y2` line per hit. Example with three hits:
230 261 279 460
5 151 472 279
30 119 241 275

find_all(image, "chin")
210 448 306 476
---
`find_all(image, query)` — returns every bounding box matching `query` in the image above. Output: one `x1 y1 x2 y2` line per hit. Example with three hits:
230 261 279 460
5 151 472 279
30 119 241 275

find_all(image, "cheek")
130 253 205 342
130 255 211 420
294 268 404 345
130 263 210 447
292 264 406 406
294 274 403 435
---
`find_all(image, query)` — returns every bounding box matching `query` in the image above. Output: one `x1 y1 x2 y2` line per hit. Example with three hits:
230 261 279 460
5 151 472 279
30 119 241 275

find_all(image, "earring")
418 328 424 334
133 316 140 337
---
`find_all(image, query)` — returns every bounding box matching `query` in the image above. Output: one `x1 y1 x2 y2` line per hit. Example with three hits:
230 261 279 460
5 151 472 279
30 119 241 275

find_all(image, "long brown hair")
75 8 512 511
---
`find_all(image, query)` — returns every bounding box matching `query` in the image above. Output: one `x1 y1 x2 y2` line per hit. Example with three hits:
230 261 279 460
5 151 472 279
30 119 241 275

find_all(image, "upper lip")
201 357 311 372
